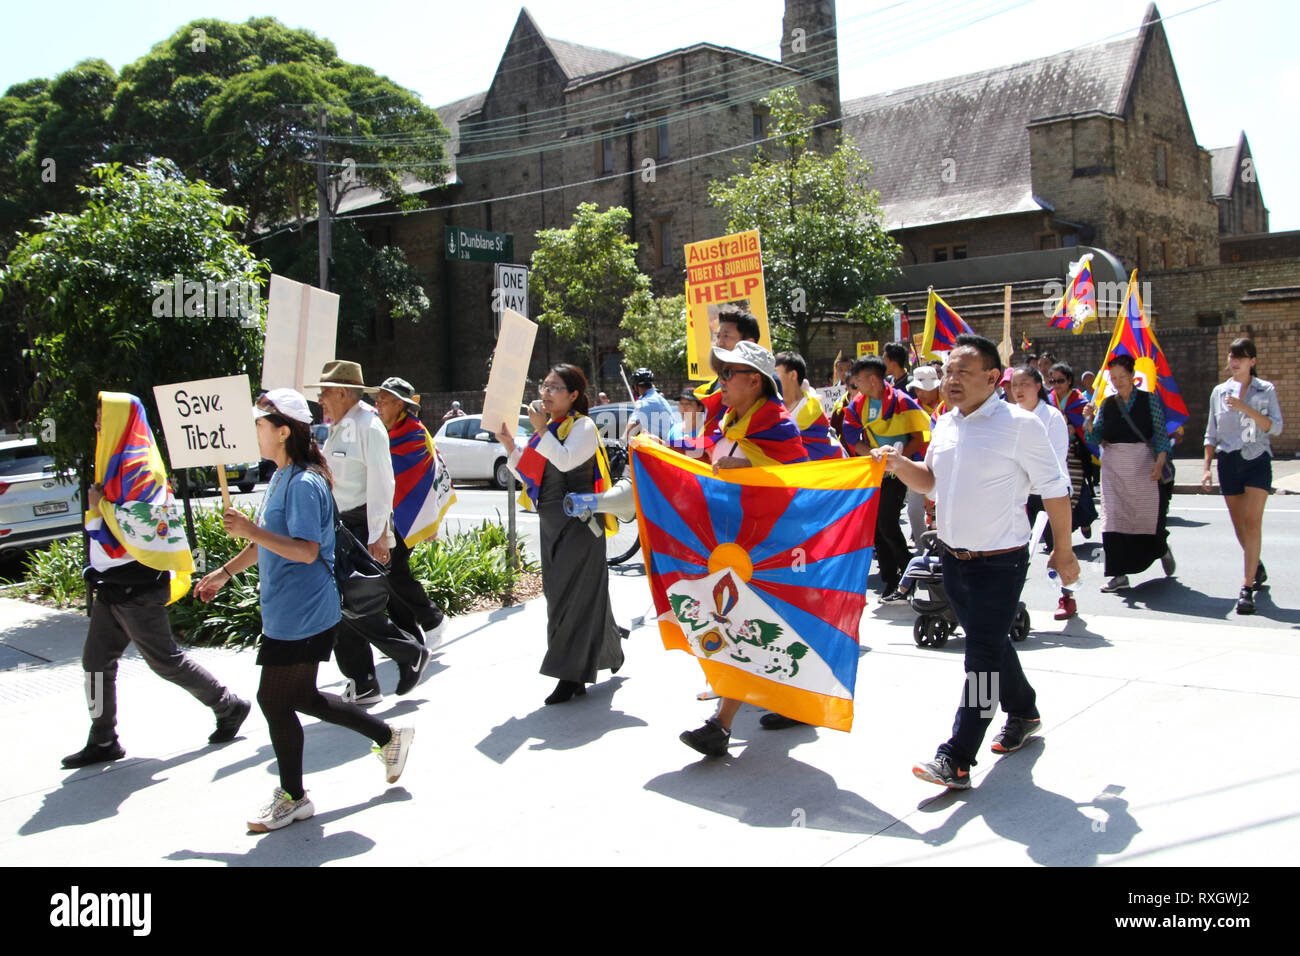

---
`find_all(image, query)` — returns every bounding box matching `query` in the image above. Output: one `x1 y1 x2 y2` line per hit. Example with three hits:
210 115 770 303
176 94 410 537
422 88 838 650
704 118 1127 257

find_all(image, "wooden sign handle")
217 464 232 510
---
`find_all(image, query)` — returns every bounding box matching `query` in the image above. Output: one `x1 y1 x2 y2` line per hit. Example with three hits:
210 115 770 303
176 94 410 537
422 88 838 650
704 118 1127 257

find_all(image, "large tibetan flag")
389 412 456 547
630 438 881 731
1092 271 1189 434
921 288 973 358
89 392 194 604
515 412 617 534
1048 254 1098 334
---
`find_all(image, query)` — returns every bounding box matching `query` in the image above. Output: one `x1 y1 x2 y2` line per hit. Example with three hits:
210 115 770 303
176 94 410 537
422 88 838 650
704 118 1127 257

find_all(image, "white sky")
3 0 1295 228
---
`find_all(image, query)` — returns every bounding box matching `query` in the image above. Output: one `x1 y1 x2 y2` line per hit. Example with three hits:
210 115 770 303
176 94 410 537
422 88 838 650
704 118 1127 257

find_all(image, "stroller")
905 531 1030 648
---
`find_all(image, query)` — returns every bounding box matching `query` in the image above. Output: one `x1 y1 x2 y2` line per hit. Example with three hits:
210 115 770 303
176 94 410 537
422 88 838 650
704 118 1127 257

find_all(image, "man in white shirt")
873 335 1079 789
311 361 431 706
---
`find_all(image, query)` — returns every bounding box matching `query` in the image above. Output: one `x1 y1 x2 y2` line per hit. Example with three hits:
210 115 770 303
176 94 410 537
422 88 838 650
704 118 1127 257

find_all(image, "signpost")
445 226 514 263
152 375 260 509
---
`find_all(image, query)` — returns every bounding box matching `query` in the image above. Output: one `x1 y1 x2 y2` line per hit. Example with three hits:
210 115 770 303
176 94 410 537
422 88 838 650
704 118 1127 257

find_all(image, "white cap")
253 388 313 424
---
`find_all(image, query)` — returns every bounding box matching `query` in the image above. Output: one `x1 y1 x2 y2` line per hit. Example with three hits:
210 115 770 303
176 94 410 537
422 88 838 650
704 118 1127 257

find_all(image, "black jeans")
873 474 910 593
386 534 443 637
937 546 1036 769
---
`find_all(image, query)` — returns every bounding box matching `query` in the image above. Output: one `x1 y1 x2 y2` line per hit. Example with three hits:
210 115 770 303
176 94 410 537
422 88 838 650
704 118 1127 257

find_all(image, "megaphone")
564 476 637 523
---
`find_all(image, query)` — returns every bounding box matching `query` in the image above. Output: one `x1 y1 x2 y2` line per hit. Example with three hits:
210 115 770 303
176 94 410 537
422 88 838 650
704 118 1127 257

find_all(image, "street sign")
445 226 514 263
493 263 528 335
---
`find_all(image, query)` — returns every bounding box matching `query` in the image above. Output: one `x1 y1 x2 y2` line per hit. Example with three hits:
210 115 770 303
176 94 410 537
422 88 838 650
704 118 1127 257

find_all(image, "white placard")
818 384 847 409
152 375 260 469
262 274 339 399
481 308 538 436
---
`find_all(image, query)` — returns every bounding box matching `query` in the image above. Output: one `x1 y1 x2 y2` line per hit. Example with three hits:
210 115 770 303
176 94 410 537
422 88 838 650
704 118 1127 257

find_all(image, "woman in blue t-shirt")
196 389 414 832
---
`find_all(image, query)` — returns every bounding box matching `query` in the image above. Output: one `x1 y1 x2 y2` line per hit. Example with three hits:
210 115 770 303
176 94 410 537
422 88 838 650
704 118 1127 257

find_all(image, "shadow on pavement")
164 789 413 866
475 676 647 763
1120 578 1300 627
644 717 923 838
915 742 1141 865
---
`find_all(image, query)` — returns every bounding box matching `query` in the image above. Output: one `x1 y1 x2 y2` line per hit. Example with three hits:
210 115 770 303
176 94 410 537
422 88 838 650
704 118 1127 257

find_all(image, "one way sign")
493 263 528 334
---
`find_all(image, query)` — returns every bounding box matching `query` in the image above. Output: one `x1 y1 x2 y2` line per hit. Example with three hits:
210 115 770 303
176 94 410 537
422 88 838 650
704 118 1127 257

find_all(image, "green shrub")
168 503 264 646
407 521 539 615
21 536 87 607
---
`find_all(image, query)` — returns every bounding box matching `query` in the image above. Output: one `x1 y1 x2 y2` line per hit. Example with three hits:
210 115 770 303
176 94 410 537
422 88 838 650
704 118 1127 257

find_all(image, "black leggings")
256 661 392 799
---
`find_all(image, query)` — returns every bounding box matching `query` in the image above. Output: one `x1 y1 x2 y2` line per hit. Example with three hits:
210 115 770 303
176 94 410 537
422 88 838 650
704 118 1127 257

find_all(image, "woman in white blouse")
497 365 626 704
1011 365 1076 620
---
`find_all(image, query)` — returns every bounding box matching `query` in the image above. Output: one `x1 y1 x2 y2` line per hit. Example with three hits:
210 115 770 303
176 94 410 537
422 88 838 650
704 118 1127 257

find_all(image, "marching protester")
679 342 809 751
624 367 679 443
883 341 912 392
775 350 845 460
874 335 1078 789
1048 362 1098 538
1011 365 1078 620
63 393 249 769
372 377 451 647
1201 338 1283 614
842 355 929 600
905 364 943 549
1084 355 1175 593
310 361 430 705
496 365 627 706
667 388 707 448
195 389 413 832
690 305 763 445
441 401 466 421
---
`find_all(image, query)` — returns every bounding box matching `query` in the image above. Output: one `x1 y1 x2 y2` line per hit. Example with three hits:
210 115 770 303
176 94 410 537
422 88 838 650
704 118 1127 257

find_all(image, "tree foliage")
708 87 901 355
530 203 651 383
1 160 266 472
620 292 687 379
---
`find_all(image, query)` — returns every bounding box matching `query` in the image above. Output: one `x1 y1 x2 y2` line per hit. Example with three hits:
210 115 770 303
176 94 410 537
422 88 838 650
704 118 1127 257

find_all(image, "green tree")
530 203 651 385
620 292 687 379
709 87 901 356
1 160 266 473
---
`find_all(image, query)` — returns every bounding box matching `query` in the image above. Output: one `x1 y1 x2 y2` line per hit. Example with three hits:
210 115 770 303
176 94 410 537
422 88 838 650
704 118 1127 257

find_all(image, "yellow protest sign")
856 342 878 358
684 229 770 380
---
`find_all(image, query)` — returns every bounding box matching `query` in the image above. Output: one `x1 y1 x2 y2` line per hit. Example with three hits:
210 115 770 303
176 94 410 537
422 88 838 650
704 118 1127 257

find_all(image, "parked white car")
0 437 81 556
434 415 534 488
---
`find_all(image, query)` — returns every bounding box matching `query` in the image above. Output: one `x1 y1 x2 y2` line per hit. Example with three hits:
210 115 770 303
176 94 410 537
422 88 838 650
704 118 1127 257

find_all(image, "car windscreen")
0 446 56 477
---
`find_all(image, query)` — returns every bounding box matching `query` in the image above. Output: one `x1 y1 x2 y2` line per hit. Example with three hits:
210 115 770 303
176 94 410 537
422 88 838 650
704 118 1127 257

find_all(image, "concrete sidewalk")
1172 454 1300 494
1 570 1296 867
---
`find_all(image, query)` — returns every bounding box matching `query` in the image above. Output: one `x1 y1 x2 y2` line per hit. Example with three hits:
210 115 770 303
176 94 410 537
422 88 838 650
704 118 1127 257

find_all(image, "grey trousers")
82 581 235 739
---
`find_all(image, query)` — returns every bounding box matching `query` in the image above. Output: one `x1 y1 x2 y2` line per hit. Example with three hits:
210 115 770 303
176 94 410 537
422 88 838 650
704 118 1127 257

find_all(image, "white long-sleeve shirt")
507 416 600 478
323 401 394 545
926 392 1071 551
1029 398 1070 493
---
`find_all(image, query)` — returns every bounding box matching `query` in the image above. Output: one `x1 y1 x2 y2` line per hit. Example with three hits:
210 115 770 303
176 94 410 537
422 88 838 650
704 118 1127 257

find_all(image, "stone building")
1210 132 1268 237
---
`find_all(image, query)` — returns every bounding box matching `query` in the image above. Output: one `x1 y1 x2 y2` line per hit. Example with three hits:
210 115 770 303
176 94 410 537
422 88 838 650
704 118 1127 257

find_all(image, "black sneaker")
62 737 125 769
991 715 1042 754
209 697 251 744
912 754 971 789
396 646 432 695
1255 563 1268 589
679 718 730 757
879 590 910 606
1236 586 1255 615
759 712 805 730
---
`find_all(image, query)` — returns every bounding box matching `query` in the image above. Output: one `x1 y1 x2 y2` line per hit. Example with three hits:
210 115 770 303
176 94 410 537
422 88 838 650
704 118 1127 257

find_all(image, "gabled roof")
1209 133 1245 199
435 90 487 178
843 34 1139 230
544 35 638 81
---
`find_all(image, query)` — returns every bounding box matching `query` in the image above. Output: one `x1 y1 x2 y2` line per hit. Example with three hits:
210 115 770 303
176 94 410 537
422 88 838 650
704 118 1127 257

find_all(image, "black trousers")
332 507 424 688
874 474 910 594
386 534 443 637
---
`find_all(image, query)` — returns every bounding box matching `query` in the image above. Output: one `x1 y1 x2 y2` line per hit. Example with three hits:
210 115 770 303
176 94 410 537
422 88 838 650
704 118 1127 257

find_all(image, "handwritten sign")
263 274 339 399
481 308 538 436
152 375 259 470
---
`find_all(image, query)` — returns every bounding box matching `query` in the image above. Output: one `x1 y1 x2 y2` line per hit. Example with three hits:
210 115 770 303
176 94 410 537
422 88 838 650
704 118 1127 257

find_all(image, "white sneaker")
376 726 414 784
1101 575 1130 593
421 616 448 650
342 679 384 707
248 787 314 832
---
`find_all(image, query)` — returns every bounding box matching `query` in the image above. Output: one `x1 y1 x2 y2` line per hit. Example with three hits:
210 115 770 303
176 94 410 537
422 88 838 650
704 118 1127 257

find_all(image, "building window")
1186 242 1197 267
1038 233 1059 250
753 110 767 142
658 220 673 268
931 244 967 262
1154 143 1168 187
657 117 669 159
601 134 614 174
1159 239 1169 270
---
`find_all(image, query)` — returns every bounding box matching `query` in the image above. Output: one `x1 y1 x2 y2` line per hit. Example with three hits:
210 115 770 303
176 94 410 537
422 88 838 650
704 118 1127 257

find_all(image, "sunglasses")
718 366 759 381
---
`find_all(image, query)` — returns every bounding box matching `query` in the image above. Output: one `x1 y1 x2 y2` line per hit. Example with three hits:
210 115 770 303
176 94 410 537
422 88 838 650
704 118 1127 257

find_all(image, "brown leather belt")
941 542 1028 561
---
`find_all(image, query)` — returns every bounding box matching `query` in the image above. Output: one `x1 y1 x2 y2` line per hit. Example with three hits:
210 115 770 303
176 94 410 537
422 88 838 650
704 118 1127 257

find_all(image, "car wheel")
493 458 512 490
238 482 255 494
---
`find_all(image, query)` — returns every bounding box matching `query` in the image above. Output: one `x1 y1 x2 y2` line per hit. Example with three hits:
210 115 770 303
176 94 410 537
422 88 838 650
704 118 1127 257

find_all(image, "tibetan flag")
1021 331 1033 352
89 392 194 604
629 438 882 731
792 390 845 460
921 288 973 358
389 412 456 547
1092 271 1188 434
1053 387 1100 462
712 398 808 466
1048 254 1098 334
841 383 932 451
515 412 617 534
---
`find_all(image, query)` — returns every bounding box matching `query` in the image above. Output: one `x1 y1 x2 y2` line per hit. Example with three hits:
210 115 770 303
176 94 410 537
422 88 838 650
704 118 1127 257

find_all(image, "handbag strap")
1112 392 1159 453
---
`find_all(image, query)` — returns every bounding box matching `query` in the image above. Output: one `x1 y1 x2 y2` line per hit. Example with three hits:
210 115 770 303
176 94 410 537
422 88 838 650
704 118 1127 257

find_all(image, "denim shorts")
1217 449 1272 496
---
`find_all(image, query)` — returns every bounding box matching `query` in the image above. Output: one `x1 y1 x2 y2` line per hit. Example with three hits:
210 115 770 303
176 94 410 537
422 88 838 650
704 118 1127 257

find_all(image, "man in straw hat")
309 361 431 705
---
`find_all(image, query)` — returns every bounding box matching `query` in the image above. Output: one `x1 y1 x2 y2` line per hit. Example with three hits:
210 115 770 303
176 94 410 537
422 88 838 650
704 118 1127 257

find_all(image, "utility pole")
316 106 332 292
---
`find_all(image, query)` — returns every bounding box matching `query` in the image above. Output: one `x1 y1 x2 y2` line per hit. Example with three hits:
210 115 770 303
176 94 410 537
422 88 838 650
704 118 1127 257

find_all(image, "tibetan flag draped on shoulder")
841 384 931 450
714 398 808 466
921 288 973 359
389 412 456 547
89 392 194 604
1093 271 1189 434
629 438 882 731
515 413 617 534
1048 254 1098 334
791 390 844 460
1053 387 1100 462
